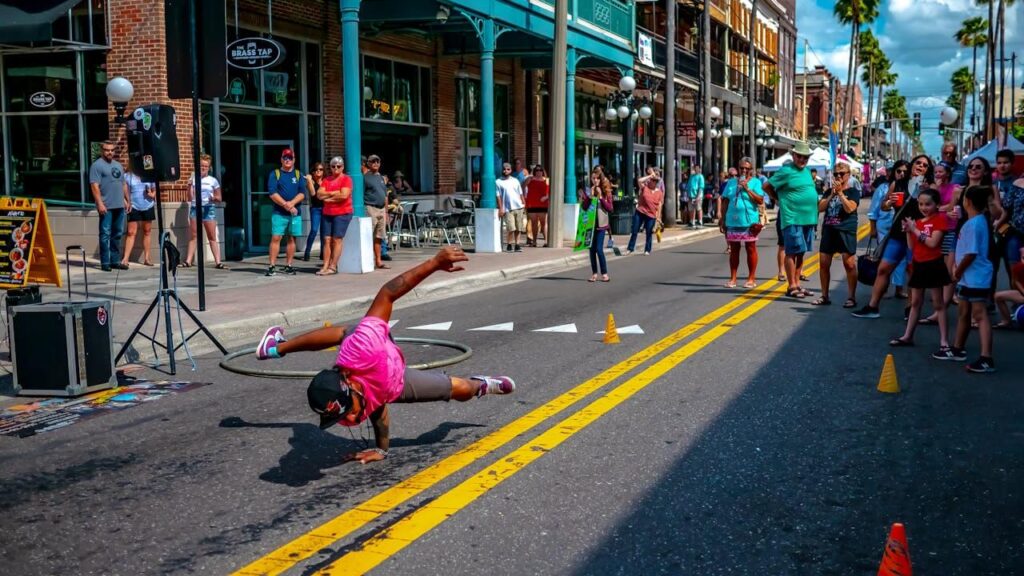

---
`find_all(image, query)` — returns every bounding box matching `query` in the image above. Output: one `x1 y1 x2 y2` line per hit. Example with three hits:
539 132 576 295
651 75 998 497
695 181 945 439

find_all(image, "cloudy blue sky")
795 0 1022 156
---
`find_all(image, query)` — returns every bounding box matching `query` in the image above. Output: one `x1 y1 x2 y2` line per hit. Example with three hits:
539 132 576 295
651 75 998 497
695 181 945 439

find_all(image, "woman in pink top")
254 247 515 464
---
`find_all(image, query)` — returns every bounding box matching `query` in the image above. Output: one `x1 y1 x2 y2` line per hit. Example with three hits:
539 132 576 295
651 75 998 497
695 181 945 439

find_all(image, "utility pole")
747 0 758 163
548 0 567 247
802 38 808 143
1012 52 1017 131
701 0 712 174
664 0 677 225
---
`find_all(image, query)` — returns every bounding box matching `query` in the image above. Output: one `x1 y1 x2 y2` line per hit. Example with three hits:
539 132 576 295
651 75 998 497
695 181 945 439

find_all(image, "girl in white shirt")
121 160 157 266
185 154 227 269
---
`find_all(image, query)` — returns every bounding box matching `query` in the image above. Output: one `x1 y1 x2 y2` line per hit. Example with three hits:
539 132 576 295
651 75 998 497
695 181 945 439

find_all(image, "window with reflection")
455 78 510 193
3 52 78 112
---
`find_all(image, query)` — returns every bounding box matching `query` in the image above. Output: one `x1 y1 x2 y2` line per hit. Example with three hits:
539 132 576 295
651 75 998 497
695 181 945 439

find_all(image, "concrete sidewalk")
31 225 724 361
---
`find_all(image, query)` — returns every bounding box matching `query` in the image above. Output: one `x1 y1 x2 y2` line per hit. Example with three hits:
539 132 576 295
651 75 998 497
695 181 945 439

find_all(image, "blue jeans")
304 206 324 259
98 208 125 266
1006 232 1023 264
627 211 656 253
590 229 608 275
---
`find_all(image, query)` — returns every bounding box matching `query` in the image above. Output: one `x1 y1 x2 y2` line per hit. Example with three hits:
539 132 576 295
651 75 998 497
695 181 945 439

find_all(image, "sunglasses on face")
913 161 929 167
330 164 343 168
835 172 849 176
282 157 294 161
369 160 380 164
969 164 984 170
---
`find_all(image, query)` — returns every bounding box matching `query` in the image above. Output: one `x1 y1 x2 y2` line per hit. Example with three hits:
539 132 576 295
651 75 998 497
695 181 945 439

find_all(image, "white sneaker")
473 376 516 395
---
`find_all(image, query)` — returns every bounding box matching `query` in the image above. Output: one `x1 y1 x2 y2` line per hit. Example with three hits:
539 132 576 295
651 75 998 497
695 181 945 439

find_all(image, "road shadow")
219 417 484 487
568 292 1024 575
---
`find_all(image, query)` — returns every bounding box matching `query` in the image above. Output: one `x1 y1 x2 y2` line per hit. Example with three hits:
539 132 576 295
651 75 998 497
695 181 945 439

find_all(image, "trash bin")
610 198 635 235
225 227 245 261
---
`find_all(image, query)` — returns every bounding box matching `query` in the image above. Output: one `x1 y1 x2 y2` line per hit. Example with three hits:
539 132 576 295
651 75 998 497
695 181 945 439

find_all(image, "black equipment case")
10 248 116 396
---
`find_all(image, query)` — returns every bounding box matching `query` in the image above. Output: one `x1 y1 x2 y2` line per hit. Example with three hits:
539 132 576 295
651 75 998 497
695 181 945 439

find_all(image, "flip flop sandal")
993 322 1012 330
143 261 155 266
743 281 757 289
918 317 938 325
179 262 192 268
376 264 391 270
724 281 738 288
601 275 610 282
799 275 810 282
889 337 914 347
215 263 230 270
588 275 598 282
811 297 831 306
786 288 807 299
777 274 786 282
796 287 815 297
843 298 857 309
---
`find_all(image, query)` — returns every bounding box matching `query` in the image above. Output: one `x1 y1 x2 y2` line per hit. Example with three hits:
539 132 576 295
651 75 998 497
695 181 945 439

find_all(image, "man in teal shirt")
763 141 819 298
686 165 705 229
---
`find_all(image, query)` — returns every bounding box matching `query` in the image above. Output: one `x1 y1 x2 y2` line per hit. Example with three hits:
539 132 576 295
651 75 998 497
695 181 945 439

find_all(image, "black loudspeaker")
165 0 227 100
126 104 180 183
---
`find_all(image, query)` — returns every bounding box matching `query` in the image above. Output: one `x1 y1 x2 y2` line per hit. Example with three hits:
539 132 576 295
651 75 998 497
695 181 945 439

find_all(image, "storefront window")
264 36 301 110
455 79 510 193
363 56 392 120
3 52 78 112
392 62 418 123
8 114 82 203
305 44 321 113
82 50 108 111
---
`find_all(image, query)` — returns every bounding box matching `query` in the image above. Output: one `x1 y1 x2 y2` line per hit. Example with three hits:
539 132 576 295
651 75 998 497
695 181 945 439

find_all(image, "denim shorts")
321 214 352 238
957 285 991 303
271 212 303 237
781 224 815 255
881 236 909 264
189 203 216 222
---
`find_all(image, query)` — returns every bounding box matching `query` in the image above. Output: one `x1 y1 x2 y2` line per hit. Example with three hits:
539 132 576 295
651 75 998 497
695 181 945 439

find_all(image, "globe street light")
940 107 958 126
709 105 721 120
618 75 637 92
106 77 134 124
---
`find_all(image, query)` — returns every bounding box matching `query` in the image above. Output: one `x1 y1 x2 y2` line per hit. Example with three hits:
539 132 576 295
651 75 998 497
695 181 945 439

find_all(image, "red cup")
894 192 905 208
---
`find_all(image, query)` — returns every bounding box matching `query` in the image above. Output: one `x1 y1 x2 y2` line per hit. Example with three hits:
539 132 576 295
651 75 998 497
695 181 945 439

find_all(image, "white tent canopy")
965 135 1024 163
763 148 831 172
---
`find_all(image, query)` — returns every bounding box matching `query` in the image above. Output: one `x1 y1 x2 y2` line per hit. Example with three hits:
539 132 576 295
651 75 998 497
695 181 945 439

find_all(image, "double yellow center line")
235 224 868 576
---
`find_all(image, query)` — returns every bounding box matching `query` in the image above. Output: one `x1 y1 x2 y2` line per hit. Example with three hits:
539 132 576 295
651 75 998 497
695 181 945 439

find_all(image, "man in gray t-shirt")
363 154 390 269
89 141 130 271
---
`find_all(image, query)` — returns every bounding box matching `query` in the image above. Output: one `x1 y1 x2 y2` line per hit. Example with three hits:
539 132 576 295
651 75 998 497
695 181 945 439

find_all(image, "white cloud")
796 0 1023 155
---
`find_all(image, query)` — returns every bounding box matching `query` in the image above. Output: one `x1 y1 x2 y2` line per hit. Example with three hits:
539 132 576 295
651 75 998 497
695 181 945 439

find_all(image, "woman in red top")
316 156 353 276
891 188 952 353
524 165 550 247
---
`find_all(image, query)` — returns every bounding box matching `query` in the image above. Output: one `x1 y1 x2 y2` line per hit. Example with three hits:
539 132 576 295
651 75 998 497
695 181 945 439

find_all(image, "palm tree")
976 0 1017 131
834 0 880 139
949 66 974 130
858 34 883 155
954 16 988 133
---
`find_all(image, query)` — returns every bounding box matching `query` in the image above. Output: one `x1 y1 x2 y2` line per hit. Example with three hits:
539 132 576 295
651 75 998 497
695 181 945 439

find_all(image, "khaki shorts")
365 205 387 240
502 208 527 232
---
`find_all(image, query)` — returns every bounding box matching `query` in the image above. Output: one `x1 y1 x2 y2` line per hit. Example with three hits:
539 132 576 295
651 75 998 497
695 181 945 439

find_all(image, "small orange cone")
877 354 900 394
877 523 912 576
603 314 620 344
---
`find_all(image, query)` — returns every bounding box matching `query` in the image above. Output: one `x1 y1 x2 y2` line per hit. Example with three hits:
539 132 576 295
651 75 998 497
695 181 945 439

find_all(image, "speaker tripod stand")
115 231 226 374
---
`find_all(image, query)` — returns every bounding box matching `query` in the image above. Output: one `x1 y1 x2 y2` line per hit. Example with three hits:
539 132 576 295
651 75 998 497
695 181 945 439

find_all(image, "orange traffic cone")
877 523 912 576
603 314 620 344
877 354 900 394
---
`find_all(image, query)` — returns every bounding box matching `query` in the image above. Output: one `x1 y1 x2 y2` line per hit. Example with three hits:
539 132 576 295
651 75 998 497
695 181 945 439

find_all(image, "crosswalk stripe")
407 321 453 331
597 324 644 335
468 322 515 332
532 323 577 333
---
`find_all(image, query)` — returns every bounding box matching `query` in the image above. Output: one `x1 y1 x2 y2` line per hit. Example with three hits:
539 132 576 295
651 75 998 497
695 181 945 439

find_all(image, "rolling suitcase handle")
65 245 88 301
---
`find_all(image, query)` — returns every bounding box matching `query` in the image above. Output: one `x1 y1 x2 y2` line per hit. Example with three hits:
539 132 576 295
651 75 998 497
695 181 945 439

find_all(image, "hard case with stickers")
9 247 116 396
10 301 116 397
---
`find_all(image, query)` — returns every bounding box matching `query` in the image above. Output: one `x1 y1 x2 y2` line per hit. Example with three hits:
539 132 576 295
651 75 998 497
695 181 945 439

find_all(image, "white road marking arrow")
388 320 400 328
468 322 514 332
408 321 453 331
597 324 644 335
533 323 578 333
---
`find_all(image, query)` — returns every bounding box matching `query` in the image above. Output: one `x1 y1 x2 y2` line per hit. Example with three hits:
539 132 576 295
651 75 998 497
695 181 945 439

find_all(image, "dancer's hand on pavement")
434 246 468 273
346 449 385 465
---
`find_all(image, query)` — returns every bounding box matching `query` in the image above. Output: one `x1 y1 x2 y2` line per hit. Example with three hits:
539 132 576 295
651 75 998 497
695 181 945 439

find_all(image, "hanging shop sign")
218 113 230 135
29 92 56 108
226 37 285 70
637 33 654 68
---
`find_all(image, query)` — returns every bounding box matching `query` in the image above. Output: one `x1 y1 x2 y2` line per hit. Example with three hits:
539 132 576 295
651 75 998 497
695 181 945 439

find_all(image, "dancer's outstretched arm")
365 246 468 323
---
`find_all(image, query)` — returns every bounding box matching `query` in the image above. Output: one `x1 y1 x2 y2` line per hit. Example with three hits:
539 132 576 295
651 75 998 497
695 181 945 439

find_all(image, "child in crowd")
994 261 1024 329
891 189 951 352
948 186 996 372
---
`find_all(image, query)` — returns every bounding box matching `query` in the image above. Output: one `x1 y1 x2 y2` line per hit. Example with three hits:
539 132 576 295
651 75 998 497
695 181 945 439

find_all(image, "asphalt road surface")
2 227 1022 575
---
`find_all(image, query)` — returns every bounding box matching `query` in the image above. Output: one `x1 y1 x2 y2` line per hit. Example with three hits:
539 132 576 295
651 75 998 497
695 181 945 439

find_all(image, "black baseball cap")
307 368 353 429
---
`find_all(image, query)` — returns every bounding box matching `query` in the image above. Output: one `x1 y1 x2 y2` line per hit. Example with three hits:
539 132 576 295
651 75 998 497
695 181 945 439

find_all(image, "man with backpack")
266 148 305 276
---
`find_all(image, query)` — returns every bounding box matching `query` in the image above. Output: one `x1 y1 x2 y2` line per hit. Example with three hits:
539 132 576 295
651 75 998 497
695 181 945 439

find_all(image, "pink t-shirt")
334 316 406 425
938 183 958 230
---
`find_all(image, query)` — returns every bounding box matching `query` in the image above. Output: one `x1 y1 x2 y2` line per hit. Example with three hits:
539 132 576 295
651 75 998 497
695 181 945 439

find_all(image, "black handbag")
857 236 883 286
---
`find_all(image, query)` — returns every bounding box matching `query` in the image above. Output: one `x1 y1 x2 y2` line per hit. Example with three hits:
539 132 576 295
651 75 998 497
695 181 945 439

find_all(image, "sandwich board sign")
0 197 61 288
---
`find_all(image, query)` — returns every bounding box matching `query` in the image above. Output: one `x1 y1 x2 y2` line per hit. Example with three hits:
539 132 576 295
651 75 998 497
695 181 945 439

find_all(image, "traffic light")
938 123 946 136
913 112 921 136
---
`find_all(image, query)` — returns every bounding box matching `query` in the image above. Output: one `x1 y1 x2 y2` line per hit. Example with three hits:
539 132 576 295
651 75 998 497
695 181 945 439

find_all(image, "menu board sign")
0 198 61 288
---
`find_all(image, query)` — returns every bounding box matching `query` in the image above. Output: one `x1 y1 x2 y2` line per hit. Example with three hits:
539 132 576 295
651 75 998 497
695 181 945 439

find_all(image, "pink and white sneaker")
474 376 516 395
256 326 286 360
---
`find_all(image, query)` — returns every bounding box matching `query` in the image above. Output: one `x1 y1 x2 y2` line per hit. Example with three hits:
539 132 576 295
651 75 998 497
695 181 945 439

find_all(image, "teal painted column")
564 47 577 204
478 18 497 209
341 0 364 216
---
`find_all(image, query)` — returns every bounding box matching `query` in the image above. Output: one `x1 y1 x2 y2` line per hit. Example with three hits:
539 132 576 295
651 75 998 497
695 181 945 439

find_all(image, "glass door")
245 140 294 252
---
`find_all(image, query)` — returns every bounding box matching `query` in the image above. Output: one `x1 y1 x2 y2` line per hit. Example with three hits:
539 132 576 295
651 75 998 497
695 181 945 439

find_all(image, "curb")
118 225 723 365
